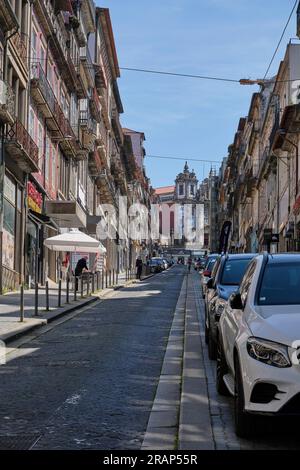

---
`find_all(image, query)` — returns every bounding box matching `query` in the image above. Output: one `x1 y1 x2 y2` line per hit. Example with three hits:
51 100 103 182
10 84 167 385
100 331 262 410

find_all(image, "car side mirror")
206 278 214 289
203 270 211 277
229 292 243 310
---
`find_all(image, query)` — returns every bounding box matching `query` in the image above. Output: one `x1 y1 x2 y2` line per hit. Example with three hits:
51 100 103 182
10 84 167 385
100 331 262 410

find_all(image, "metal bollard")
116 272 119 285
34 282 38 316
74 276 77 301
105 270 108 288
87 273 90 297
81 276 84 298
102 271 104 290
20 284 24 322
58 279 62 307
96 272 99 291
45 280 50 311
66 275 70 304
112 269 115 285
92 273 95 293
109 270 112 287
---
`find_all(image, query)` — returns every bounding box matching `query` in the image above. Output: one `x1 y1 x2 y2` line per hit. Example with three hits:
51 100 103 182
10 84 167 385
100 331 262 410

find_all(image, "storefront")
2 171 23 290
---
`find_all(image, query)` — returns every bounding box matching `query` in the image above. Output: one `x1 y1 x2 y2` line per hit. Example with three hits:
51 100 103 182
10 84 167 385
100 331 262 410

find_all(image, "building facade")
0 1 151 293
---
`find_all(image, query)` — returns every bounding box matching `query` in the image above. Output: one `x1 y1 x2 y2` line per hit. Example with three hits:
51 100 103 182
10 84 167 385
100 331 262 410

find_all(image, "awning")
28 209 58 231
44 229 107 253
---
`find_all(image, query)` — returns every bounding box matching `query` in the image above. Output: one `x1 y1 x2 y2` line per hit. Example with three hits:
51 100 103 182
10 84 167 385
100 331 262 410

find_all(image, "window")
51 143 56 188
3 174 16 270
40 43 46 71
31 27 38 61
190 185 194 196
29 108 35 140
220 258 253 286
45 135 50 182
38 122 44 162
179 184 184 196
258 262 300 306
240 261 256 306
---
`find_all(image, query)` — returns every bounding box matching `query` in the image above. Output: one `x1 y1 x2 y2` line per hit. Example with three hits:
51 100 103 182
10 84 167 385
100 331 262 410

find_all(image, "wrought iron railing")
6 118 39 166
31 62 56 114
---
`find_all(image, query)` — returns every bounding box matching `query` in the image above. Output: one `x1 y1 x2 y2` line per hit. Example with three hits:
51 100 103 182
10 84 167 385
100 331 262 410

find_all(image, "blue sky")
97 0 297 188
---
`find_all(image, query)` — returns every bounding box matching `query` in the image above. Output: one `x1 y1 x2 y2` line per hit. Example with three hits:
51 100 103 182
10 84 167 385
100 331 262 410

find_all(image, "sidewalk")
142 269 214 450
0 271 137 344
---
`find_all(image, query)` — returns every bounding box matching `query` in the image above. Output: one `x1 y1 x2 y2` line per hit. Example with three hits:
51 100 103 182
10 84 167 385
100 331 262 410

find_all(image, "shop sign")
27 182 42 214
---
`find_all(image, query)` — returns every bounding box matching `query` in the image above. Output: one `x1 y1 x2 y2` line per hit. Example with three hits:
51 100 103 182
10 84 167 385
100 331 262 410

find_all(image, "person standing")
136 257 143 280
75 256 89 290
187 257 192 273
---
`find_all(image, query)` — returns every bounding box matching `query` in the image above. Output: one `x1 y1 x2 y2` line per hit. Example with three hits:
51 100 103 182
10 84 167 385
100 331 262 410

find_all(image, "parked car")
152 257 167 270
149 259 163 273
200 255 219 299
205 253 256 360
216 253 300 437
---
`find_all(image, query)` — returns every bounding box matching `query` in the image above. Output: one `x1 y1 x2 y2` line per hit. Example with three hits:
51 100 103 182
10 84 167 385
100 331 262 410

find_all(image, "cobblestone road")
193 273 300 450
0 266 184 450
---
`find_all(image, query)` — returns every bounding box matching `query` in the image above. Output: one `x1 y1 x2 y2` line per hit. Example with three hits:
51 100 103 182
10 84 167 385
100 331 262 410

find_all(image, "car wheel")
216 339 230 396
234 356 255 438
208 328 217 360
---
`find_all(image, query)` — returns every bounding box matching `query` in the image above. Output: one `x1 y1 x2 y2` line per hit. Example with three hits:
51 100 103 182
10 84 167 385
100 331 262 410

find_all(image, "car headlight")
247 337 291 368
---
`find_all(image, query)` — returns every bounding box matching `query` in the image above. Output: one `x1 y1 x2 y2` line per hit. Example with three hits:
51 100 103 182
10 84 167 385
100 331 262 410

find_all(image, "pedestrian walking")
136 257 143 280
187 257 192 273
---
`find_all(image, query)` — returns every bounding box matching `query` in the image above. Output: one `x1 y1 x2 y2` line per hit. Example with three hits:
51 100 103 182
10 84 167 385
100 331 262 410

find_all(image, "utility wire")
146 155 222 164
119 67 240 83
263 0 298 79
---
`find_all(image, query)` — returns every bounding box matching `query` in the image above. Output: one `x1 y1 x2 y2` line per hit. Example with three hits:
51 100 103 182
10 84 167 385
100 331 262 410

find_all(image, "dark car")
205 253 257 360
201 254 220 298
149 259 163 273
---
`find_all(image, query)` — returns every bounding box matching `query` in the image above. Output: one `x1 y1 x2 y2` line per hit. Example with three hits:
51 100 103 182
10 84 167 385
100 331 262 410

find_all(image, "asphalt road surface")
0 265 185 450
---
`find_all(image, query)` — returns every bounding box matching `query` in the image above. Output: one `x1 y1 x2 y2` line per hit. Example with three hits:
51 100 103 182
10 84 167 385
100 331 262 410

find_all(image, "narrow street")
0 266 184 450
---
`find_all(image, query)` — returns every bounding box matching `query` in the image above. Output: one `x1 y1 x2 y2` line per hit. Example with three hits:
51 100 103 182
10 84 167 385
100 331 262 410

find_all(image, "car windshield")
258 262 300 305
207 259 216 271
221 258 252 286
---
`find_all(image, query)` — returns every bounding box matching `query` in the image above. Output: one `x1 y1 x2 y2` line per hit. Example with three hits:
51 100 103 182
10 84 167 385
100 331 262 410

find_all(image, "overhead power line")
120 67 240 83
263 0 298 79
146 155 222 164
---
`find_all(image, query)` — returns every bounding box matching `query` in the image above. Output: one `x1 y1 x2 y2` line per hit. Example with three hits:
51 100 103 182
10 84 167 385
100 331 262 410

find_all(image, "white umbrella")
44 229 106 253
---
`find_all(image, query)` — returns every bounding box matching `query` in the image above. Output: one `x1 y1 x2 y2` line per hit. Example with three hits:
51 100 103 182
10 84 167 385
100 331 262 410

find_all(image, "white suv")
216 253 300 437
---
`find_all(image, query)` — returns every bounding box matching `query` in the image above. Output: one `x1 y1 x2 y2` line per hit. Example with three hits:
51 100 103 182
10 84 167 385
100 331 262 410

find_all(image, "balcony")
60 117 87 161
88 149 102 173
96 169 116 205
0 80 15 124
0 0 18 33
34 0 77 91
111 159 127 194
79 46 95 88
94 61 107 93
31 63 56 118
90 88 102 123
10 32 28 70
79 109 97 150
5 119 39 173
111 110 123 146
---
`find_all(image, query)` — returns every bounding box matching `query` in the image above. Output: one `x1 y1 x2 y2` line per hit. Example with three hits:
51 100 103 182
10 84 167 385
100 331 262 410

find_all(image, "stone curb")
141 275 187 450
178 274 214 450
